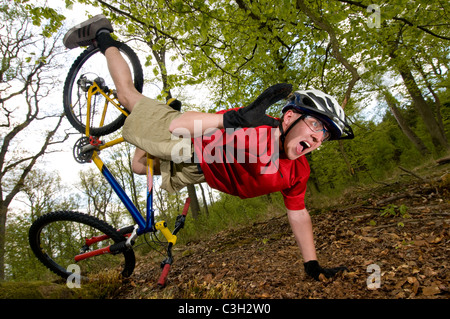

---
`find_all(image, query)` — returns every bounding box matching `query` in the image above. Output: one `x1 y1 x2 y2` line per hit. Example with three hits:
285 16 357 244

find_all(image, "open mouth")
299 141 310 154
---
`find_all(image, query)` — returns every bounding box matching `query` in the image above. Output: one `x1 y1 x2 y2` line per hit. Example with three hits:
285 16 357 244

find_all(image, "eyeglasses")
301 115 330 141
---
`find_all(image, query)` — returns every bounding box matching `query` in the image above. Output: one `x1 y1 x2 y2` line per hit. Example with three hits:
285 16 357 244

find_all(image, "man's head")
279 89 354 160
280 110 328 159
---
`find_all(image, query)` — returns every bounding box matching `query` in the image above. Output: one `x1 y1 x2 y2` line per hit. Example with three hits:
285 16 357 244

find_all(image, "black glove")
304 260 348 281
223 83 292 129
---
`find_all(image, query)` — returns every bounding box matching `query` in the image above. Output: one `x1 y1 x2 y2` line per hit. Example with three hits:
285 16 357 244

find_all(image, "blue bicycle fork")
91 151 154 235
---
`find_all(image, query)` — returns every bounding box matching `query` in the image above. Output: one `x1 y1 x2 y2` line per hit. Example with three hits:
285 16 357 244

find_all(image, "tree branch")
3 113 65 207
96 0 180 42
296 0 360 108
336 0 450 40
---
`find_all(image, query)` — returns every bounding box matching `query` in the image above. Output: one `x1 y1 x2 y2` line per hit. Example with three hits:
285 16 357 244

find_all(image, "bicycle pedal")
89 136 103 147
77 75 92 92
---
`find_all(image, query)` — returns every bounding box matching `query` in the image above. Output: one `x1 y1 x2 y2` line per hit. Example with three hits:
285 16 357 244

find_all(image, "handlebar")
157 197 191 287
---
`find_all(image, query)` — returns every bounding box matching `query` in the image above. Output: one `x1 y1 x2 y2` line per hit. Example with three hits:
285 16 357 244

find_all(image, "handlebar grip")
157 264 171 287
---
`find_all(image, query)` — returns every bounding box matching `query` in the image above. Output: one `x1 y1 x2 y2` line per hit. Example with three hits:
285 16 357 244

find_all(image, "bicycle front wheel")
29 211 135 280
63 43 143 136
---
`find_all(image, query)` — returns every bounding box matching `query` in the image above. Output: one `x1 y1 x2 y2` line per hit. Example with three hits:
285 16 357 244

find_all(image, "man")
64 15 354 281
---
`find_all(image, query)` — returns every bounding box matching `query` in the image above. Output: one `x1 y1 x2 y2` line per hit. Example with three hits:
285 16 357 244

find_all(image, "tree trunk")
296 0 360 108
382 90 431 156
199 183 210 217
412 57 446 135
339 140 356 179
0 204 6 281
187 185 200 219
390 52 449 154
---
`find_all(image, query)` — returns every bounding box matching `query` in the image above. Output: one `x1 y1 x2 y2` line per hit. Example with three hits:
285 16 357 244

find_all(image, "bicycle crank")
73 136 103 163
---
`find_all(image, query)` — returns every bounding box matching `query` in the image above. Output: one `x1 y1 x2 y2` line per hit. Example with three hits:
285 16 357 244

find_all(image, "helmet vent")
302 96 314 107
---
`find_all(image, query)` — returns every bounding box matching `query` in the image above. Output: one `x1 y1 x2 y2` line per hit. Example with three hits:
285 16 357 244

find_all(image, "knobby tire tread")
29 211 135 279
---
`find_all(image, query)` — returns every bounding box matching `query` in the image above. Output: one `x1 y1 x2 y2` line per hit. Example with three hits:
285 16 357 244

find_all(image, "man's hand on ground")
304 260 348 281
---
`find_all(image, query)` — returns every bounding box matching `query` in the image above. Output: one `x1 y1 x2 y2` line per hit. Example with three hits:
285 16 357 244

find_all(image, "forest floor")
113 162 449 300
1 162 448 302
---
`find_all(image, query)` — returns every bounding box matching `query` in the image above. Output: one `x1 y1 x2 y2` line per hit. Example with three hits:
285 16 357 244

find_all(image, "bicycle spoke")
38 220 123 278
29 211 135 280
63 45 142 136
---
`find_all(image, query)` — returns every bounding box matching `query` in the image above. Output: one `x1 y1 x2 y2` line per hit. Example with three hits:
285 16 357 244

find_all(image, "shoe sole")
63 14 113 49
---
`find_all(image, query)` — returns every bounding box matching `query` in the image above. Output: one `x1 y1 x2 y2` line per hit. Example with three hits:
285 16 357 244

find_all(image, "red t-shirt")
192 111 310 210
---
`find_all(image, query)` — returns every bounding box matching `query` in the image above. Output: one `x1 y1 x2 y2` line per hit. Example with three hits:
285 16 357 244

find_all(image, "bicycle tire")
29 211 135 280
63 43 143 136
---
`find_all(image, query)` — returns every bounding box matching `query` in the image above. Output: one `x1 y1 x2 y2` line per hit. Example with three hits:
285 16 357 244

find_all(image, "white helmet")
282 89 354 140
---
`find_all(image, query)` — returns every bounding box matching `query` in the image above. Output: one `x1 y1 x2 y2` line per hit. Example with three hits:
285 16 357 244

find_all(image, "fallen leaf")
318 273 329 282
386 233 401 240
357 235 379 243
344 271 358 278
431 236 443 244
395 278 407 289
413 240 427 246
407 277 420 294
204 273 213 283
422 285 441 296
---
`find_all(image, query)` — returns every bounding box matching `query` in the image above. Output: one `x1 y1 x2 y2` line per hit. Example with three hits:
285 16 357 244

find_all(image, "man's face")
281 110 326 160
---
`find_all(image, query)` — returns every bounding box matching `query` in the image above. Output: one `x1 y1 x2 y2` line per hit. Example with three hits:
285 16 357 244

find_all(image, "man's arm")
131 148 161 176
287 208 348 280
168 83 292 135
131 148 148 175
286 208 317 262
169 111 223 136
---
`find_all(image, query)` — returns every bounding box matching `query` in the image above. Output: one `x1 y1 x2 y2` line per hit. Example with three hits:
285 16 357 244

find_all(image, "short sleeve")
281 159 310 210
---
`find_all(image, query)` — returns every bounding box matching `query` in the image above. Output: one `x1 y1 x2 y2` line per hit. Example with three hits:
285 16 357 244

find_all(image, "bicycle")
28 43 190 287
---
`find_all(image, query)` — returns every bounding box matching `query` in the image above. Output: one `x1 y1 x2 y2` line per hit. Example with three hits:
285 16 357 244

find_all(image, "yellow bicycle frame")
82 80 182 243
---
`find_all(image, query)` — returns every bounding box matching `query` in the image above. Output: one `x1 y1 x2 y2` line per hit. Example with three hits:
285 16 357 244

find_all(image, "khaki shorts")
122 97 205 193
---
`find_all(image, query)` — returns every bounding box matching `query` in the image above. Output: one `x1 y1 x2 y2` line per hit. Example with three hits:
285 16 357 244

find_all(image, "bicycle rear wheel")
29 211 135 280
63 43 143 136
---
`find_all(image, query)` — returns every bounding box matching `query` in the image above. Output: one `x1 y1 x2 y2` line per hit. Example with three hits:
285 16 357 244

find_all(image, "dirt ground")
115 165 449 300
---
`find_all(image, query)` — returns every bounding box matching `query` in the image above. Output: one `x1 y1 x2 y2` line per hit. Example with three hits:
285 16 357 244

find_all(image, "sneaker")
63 14 114 49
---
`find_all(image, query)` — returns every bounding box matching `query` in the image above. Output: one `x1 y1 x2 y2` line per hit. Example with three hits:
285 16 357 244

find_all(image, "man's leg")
63 17 174 181
102 46 143 112
103 46 157 176
98 41 150 174
63 15 143 112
